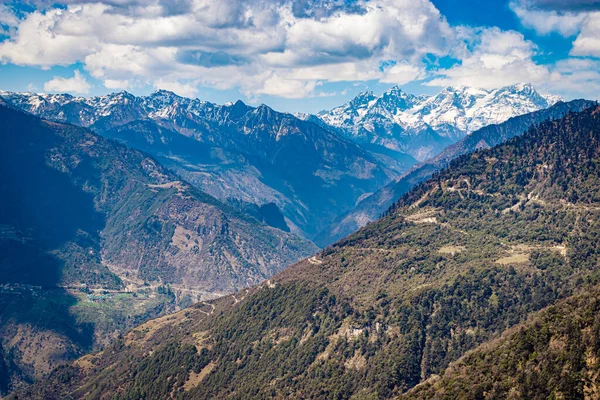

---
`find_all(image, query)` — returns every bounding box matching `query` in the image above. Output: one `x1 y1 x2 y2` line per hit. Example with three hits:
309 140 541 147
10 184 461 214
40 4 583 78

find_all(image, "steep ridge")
0 90 411 241
315 83 561 161
0 105 316 393
315 99 595 246
17 106 600 399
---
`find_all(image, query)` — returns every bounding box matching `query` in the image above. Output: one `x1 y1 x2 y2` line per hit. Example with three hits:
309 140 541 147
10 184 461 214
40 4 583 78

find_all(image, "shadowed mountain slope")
0 105 316 393
0 91 413 241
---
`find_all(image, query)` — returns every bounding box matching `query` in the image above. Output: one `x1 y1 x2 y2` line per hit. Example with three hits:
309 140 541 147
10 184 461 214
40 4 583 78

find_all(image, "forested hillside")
402 288 600 399
316 99 595 246
12 106 600 399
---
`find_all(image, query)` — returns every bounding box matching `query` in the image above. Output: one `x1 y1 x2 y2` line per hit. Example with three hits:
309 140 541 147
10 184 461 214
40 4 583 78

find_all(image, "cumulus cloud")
428 28 552 89
43 70 91 94
104 79 130 89
522 0 600 12
153 79 198 97
379 63 425 84
426 24 600 101
251 74 324 99
510 0 600 61
550 58 600 99
510 1 587 36
0 6 100 67
3 0 599 100
0 5 18 32
571 12 600 56
0 0 453 98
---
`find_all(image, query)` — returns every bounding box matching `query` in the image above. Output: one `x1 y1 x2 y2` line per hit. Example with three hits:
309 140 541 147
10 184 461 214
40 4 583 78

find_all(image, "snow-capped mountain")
0 89 203 128
0 84 561 243
0 89 413 242
314 83 562 161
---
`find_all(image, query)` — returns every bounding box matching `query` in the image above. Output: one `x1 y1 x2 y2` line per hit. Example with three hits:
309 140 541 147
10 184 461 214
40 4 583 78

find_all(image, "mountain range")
14 103 600 399
306 83 561 162
0 83 560 245
0 90 412 242
0 83 593 397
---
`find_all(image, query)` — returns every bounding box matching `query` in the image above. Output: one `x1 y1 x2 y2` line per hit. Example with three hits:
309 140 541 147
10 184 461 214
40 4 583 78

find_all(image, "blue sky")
0 0 599 113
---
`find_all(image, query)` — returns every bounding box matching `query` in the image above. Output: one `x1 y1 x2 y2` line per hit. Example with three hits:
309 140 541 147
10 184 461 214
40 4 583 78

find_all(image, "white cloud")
510 1 587 36
0 6 101 68
427 24 600 101
548 58 600 99
0 0 452 98
380 63 425 84
251 74 321 99
0 5 18 31
43 70 92 94
428 28 552 89
272 0 452 67
3 0 599 101
104 79 130 90
510 1 600 59
571 12 600 56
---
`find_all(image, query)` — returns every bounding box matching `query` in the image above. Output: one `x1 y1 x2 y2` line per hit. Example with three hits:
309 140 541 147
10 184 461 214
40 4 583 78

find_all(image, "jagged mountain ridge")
314 99 595 246
0 90 412 241
16 105 600 399
0 104 316 392
313 83 561 161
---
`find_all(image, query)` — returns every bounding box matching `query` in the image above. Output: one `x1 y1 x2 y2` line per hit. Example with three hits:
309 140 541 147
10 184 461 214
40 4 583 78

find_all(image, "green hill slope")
13 105 600 399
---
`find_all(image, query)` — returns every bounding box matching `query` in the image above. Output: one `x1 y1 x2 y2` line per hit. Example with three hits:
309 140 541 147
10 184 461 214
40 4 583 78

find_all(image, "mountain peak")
106 90 136 100
227 99 250 118
543 93 564 106
354 90 376 100
152 88 176 95
256 103 274 114
348 90 376 108
511 82 535 92
382 85 413 99
111 90 133 96
493 83 538 97
385 85 405 94
149 89 184 100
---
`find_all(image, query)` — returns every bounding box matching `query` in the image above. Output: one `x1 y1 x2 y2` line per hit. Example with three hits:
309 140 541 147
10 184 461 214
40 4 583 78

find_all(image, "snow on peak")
320 83 557 135
316 83 559 161
543 93 564 106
